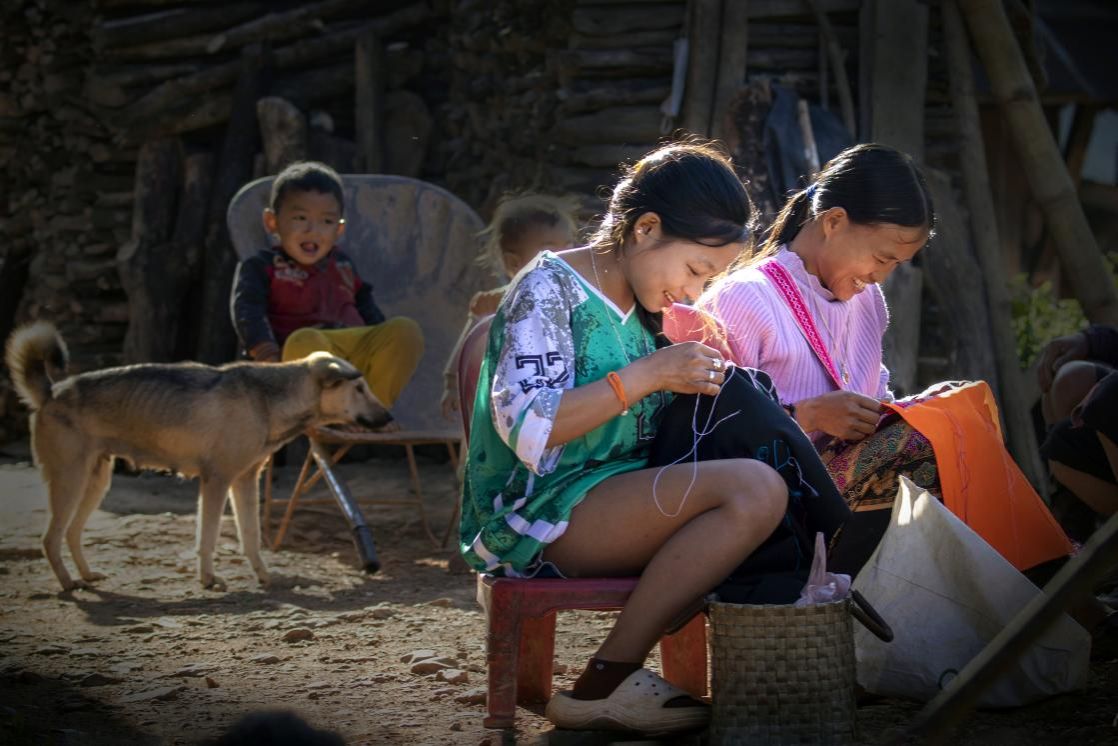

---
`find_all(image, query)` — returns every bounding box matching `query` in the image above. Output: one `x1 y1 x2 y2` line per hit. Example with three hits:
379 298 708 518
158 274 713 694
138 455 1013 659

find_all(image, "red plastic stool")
476 574 708 729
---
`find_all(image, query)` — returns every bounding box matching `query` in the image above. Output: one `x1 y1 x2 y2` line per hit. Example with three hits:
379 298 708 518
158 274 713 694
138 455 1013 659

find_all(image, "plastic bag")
853 477 1089 707
795 532 851 607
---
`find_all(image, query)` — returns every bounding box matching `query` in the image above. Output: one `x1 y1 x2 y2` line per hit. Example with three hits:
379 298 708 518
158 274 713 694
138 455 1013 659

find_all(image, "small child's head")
478 193 578 280
262 161 346 267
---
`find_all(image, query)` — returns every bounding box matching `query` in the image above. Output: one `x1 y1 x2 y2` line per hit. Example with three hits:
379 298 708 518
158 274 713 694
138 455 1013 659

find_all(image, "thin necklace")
588 246 650 364
806 285 852 386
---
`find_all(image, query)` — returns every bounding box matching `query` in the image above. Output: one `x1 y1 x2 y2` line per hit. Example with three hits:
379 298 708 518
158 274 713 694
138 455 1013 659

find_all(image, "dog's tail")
5 321 69 410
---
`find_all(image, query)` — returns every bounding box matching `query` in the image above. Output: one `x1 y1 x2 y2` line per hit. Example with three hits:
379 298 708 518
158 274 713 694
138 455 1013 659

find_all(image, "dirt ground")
0 441 1115 746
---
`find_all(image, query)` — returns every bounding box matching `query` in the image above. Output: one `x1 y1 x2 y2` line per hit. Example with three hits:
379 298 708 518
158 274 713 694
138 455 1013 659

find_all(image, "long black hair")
593 139 759 338
761 143 935 254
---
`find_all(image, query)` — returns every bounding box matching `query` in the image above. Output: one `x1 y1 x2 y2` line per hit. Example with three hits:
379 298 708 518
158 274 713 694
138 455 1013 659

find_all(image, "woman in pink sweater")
694 144 935 570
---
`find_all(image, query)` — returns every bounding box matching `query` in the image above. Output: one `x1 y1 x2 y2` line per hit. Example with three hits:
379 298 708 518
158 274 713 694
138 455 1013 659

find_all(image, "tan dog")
4 321 391 591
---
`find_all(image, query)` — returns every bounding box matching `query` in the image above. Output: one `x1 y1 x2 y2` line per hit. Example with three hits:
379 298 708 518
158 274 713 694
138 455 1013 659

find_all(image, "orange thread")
606 371 629 415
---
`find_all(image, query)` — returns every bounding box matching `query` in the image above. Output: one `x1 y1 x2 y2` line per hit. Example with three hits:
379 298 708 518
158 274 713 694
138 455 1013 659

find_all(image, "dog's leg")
196 478 230 590
41 458 93 592
230 462 270 587
66 455 113 584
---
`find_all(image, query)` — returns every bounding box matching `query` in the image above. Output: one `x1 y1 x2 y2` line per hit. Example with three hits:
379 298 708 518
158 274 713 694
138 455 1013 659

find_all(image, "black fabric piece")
648 367 853 601
1085 324 1118 365
762 84 855 203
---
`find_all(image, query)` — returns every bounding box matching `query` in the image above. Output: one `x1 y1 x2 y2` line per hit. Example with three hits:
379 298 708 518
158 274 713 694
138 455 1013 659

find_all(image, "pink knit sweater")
694 249 892 405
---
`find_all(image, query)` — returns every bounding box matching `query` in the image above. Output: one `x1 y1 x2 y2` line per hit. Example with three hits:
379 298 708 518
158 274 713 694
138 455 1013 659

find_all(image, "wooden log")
196 44 269 365
747 0 859 17
866 0 929 396
942 0 1047 491
959 0 1118 325
572 5 686 35
116 137 183 364
551 106 663 146
95 2 265 49
257 96 307 174
120 3 430 131
384 91 432 178
806 0 856 136
568 144 651 168
103 0 388 60
682 0 721 136
711 0 750 142
570 29 678 50
355 29 386 173
558 78 670 114
555 48 674 78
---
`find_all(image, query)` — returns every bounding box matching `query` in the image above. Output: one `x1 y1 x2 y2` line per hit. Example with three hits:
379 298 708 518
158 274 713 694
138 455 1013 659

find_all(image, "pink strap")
758 260 844 390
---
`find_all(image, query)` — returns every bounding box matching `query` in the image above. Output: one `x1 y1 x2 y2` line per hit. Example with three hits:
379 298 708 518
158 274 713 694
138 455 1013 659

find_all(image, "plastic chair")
226 175 489 552
454 316 708 729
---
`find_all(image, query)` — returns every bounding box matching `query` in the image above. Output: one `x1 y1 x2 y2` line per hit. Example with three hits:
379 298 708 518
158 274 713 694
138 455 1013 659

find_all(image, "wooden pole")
196 43 269 364
710 0 749 142
921 169 998 392
805 0 855 136
957 0 1118 325
942 0 1047 491
355 29 386 173
865 0 929 396
117 138 183 364
681 0 721 137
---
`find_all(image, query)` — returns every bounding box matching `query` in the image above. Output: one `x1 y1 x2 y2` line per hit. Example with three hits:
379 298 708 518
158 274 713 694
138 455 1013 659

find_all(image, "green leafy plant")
1010 253 1118 367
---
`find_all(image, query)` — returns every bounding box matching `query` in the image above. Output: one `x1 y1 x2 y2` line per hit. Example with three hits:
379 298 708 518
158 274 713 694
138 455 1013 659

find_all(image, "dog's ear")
309 354 362 388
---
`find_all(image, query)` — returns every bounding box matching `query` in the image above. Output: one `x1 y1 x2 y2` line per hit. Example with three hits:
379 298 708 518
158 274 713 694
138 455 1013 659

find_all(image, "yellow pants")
281 317 424 408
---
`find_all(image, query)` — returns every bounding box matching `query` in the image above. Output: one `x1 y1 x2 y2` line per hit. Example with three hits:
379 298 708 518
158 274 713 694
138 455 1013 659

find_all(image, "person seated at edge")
231 161 423 418
459 141 789 736
1038 324 1118 518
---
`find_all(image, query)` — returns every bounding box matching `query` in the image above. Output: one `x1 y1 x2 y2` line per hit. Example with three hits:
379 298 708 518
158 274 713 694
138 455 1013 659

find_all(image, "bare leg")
67 456 113 583
196 478 231 590
41 460 93 592
229 462 270 586
1050 460 1118 517
544 458 787 663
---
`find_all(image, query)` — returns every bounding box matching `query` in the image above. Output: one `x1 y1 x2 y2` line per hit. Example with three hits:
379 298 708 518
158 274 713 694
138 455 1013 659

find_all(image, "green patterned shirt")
459 252 668 575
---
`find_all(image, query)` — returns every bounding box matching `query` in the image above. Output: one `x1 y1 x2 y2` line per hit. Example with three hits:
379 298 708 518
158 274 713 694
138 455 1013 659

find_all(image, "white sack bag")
853 477 1090 707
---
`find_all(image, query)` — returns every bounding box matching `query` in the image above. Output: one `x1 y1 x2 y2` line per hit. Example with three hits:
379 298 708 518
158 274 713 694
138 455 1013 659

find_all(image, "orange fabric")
882 381 1073 571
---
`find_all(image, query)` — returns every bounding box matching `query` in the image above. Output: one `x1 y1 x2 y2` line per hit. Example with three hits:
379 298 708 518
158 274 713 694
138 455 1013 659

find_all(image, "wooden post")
957 0 1118 325
196 43 270 364
117 138 183 363
922 170 997 391
806 0 855 137
257 96 307 174
710 0 749 142
681 0 721 136
355 29 386 173
942 0 1047 491
864 0 929 396
170 153 215 360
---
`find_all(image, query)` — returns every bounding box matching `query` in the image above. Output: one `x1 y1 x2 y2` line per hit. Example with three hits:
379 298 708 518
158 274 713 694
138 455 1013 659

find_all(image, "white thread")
650 368 741 518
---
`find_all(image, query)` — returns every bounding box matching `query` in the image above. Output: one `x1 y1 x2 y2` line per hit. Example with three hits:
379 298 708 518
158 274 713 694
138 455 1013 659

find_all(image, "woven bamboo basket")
708 598 857 745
